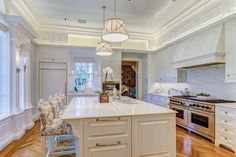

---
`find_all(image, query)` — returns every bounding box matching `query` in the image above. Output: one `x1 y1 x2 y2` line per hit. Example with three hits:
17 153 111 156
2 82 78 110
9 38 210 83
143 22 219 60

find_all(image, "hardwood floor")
0 121 235 157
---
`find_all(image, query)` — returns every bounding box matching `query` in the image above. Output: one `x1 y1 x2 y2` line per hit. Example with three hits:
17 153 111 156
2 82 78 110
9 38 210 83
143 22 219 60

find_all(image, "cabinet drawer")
87 143 130 157
219 133 235 145
85 117 131 137
86 134 129 148
219 108 236 120
219 122 235 132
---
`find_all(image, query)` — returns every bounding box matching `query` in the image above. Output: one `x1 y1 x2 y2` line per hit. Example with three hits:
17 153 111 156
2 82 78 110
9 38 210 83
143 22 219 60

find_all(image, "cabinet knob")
225 112 228 114
227 74 230 77
225 120 228 123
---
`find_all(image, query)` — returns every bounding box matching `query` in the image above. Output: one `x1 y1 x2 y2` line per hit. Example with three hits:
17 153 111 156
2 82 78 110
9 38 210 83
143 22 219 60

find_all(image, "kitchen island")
61 96 176 157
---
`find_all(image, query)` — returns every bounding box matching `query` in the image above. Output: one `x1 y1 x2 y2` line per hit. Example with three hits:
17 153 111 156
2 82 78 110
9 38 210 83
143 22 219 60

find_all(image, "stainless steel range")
169 96 235 142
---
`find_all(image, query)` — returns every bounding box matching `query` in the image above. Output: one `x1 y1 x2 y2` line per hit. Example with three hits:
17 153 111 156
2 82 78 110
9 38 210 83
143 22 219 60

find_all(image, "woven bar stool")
38 100 79 157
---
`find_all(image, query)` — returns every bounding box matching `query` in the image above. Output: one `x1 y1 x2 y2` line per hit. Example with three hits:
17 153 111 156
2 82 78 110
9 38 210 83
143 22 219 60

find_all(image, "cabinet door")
39 69 66 99
53 47 68 63
38 47 54 62
87 144 130 157
133 115 175 157
225 20 236 82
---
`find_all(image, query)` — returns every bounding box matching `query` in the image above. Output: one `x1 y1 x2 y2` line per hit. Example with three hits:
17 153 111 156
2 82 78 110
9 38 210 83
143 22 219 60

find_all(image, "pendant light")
96 6 113 56
102 0 129 43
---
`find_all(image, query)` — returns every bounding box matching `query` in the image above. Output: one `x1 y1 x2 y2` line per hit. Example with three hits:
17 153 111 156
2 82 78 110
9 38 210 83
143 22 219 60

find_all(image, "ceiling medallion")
96 6 113 56
102 0 129 43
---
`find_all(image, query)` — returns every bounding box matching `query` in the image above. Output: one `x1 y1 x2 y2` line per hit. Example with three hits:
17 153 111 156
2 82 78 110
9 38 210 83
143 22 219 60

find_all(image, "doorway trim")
122 58 143 100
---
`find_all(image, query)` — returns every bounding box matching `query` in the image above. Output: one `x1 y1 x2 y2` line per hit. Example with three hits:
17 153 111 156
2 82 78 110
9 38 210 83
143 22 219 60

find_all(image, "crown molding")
153 0 212 38
11 0 39 30
6 15 37 39
37 23 154 40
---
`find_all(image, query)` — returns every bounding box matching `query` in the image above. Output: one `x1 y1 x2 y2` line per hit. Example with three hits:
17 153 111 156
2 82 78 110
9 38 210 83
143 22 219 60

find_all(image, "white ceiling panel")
23 0 199 34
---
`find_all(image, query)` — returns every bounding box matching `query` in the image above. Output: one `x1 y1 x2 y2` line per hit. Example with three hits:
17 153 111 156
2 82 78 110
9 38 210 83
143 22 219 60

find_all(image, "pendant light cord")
114 0 117 17
102 6 106 28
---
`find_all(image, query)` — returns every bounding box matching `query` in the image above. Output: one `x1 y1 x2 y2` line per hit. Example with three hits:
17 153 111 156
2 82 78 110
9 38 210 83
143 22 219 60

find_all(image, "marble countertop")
61 96 175 120
215 103 236 109
148 93 170 97
67 92 97 96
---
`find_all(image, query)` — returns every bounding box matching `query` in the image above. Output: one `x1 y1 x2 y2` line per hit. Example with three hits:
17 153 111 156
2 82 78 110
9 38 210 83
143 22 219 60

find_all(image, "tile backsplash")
186 64 236 100
150 64 236 100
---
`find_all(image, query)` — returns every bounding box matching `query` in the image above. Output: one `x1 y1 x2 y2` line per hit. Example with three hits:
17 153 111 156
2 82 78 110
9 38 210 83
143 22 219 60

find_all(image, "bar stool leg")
76 137 80 157
41 136 46 156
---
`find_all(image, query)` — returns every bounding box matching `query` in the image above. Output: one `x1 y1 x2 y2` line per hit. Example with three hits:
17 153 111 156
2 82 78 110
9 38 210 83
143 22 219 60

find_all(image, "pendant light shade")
96 6 113 56
102 18 128 42
102 0 129 43
96 41 112 56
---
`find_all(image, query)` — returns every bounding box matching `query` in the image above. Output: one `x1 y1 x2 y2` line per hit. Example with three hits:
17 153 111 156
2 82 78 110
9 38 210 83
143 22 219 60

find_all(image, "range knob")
206 106 210 109
201 106 205 108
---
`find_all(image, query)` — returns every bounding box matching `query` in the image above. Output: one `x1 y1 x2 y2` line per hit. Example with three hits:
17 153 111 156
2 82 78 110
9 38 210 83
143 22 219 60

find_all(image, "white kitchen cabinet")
84 117 131 157
155 45 186 83
133 115 176 157
215 105 236 154
225 20 236 82
39 63 67 99
148 93 169 108
38 46 68 63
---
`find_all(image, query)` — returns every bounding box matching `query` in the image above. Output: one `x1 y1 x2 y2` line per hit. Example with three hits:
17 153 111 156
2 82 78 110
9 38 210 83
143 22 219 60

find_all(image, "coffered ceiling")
21 0 199 36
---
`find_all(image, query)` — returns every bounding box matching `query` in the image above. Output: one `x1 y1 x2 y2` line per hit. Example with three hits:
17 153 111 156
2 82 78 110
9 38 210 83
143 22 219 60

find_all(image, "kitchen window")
74 62 94 92
0 30 9 118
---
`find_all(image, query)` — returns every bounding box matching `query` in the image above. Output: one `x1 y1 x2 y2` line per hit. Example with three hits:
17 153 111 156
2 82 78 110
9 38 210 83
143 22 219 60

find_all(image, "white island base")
62 97 176 157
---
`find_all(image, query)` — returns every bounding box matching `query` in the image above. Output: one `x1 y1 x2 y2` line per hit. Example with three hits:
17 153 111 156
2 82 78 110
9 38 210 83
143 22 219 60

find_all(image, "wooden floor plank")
0 121 235 157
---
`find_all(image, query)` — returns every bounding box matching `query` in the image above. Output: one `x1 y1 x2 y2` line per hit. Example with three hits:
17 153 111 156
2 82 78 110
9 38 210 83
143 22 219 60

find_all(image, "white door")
87 144 130 157
39 69 66 99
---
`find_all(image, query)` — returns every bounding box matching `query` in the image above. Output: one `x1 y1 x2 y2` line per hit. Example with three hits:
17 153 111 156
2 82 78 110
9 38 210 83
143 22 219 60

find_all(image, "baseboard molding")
0 109 36 151
0 122 34 150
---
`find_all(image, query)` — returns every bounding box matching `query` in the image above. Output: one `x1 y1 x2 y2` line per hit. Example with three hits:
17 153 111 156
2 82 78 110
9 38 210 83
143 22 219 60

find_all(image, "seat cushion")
42 119 73 136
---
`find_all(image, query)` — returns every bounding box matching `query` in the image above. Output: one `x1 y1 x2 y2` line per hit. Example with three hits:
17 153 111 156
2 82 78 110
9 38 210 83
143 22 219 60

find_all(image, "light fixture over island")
61 96 176 157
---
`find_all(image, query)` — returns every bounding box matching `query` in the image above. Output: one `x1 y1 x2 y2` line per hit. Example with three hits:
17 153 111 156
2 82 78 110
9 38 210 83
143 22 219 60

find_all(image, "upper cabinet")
225 20 236 82
155 46 186 83
173 25 225 68
38 46 68 63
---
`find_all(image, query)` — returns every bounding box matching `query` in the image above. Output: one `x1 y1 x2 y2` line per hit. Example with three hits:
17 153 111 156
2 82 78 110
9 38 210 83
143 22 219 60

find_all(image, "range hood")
173 25 225 69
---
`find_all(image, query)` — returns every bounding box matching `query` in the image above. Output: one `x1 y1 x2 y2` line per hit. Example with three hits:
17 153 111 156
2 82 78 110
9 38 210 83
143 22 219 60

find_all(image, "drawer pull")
96 141 121 147
225 138 228 141
225 129 228 132
96 117 121 122
225 112 228 114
